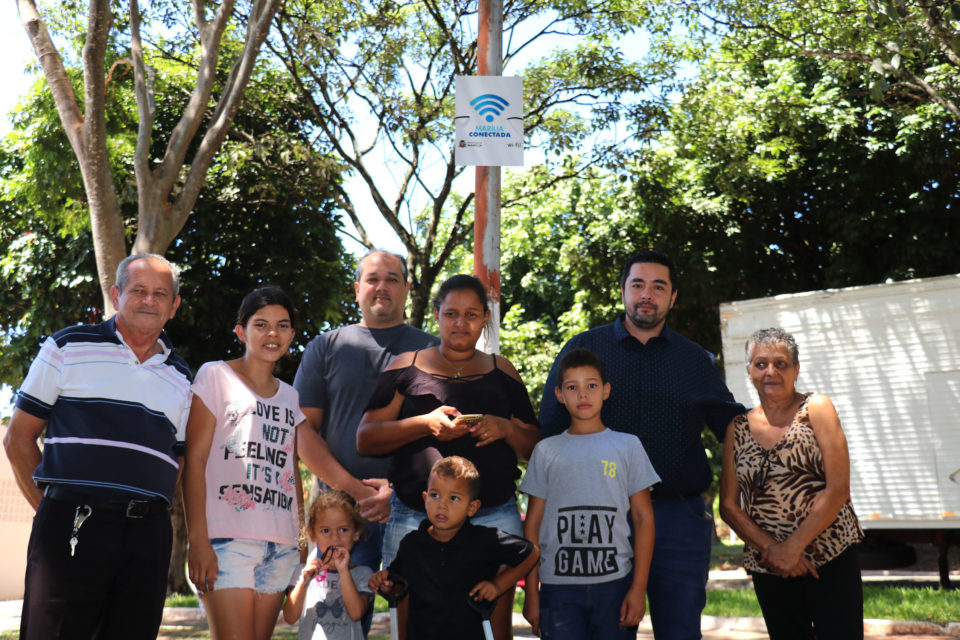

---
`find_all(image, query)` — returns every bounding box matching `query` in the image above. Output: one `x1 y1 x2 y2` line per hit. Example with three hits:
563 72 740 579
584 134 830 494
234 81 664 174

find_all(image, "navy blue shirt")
539 316 745 497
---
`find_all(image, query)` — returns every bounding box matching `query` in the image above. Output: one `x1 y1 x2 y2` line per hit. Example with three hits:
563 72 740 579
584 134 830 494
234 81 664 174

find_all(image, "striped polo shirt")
15 317 192 504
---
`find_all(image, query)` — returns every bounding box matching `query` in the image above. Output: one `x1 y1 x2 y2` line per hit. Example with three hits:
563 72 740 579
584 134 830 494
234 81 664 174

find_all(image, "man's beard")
626 305 664 330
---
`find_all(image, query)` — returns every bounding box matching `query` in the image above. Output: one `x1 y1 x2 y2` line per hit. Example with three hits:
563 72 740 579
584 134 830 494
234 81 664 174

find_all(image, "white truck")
719 274 960 587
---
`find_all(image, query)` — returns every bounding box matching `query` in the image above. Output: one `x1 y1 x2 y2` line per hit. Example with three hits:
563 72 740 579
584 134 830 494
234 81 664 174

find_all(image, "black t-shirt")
390 520 534 640
365 353 539 509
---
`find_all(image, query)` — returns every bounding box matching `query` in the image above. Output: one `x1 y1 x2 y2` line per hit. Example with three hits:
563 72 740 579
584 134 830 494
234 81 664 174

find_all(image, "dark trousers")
646 496 714 640
752 546 863 640
20 496 173 640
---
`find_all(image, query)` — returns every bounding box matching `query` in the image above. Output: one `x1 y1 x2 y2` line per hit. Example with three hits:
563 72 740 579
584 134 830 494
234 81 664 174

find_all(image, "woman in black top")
358 274 540 640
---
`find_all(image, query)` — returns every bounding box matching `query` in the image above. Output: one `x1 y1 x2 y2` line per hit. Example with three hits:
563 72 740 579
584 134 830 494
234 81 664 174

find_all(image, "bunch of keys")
69 505 93 557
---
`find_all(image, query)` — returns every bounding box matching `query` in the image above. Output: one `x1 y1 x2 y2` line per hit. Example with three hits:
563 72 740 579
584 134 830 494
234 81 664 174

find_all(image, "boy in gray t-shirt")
520 348 660 639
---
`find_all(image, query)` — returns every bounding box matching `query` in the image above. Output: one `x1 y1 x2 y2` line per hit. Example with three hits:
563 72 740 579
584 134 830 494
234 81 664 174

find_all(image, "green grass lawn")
163 585 957 622
862 585 960 625
710 540 747 570
703 585 960 625
158 579 960 626
164 592 201 608
702 541 960 624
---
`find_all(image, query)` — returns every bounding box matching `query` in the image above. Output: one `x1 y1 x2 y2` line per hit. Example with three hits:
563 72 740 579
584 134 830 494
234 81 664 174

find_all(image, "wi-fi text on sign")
470 94 510 122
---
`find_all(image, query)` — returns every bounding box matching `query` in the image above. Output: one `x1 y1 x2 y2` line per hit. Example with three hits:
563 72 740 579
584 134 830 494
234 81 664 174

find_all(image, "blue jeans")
539 574 637 639
381 494 522 569
351 519 385 572
351 520 384 637
646 496 713 640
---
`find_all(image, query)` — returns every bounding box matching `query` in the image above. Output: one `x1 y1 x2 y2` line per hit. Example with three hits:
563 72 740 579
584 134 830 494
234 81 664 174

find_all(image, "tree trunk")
409 284 430 330
18 0 127 315
83 169 127 316
407 250 444 329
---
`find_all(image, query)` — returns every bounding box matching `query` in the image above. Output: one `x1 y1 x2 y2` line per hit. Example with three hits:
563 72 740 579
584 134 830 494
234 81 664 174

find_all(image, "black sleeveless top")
365 352 539 510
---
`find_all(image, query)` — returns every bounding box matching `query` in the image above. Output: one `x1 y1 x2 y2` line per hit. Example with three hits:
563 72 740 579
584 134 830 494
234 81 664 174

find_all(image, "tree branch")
178 0 283 223
332 184 373 249
916 0 960 67
878 46 960 118
130 0 154 194
105 59 133 91
152 0 235 192
273 16 418 252
19 0 127 309
17 0 84 155
193 0 208 36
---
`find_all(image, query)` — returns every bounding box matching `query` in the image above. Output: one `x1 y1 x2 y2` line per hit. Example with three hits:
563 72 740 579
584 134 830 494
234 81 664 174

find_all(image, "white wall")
0 426 33 599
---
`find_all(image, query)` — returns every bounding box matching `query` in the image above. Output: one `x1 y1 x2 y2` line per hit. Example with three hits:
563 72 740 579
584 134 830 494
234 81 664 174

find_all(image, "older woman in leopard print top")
719 328 864 640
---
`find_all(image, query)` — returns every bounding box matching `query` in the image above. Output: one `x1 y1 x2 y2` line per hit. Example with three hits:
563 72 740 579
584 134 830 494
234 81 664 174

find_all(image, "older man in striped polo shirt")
4 253 192 640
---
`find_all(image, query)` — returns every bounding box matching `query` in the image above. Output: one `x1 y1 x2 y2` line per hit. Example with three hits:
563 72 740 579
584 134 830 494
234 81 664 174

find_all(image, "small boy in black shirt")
370 456 539 639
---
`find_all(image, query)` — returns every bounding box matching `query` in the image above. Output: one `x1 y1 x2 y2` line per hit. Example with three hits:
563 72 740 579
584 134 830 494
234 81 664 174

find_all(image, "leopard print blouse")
732 393 863 572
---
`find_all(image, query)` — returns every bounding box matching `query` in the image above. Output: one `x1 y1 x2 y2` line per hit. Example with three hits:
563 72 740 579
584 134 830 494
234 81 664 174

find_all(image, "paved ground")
3 569 958 639
360 611 960 640
6 602 957 639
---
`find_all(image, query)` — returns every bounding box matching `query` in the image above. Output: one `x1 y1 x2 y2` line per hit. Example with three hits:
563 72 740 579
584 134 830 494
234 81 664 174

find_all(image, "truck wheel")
939 539 955 590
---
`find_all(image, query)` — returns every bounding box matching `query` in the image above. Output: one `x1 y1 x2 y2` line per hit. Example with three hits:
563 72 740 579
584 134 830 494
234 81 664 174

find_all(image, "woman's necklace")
438 347 477 379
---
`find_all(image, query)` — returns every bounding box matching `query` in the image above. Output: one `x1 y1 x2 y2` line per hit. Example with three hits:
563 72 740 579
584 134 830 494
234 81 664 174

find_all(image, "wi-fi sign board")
455 76 524 166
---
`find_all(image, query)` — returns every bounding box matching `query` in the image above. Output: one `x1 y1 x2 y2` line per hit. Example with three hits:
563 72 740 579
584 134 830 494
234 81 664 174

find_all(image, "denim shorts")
209 537 299 593
382 494 522 568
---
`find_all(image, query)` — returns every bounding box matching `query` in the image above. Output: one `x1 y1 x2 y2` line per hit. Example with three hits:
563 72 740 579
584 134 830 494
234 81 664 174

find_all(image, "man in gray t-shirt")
294 250 438 572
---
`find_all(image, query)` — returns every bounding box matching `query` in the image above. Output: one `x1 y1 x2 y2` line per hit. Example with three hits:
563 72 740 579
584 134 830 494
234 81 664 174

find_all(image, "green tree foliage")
1 68 352 389
17 0 282 311
667 0 960 119
483 44 960 500
636 53 960 358
272 0 679 326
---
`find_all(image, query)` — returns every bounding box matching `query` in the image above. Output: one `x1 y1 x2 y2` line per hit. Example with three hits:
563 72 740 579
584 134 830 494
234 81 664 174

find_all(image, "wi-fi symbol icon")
470 94 510 123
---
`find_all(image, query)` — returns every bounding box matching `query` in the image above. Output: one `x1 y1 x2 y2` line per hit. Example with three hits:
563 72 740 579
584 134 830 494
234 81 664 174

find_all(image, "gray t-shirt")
519 428 660 585
296 552 375 640
293 323 438 480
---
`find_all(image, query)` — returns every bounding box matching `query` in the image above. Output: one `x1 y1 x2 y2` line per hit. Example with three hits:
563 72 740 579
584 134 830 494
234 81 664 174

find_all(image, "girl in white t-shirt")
283 490 374 640
184 286 307 640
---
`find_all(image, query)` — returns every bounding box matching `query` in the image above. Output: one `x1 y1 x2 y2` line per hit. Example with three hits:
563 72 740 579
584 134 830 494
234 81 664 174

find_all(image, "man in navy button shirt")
540 249 745 640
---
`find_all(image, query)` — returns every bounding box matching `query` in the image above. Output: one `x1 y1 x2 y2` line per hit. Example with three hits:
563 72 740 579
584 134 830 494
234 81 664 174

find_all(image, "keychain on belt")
69 505 93 557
